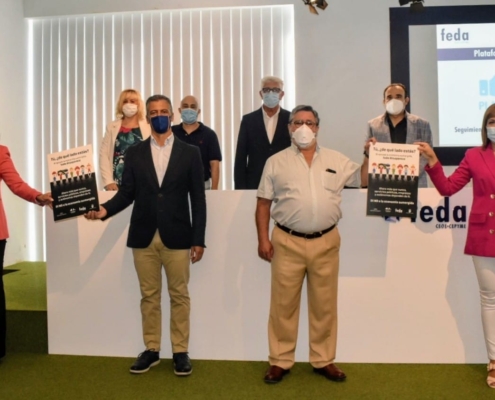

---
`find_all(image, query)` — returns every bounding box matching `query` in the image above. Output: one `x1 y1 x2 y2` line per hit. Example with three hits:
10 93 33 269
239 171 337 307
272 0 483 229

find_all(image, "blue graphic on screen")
480 76 495 96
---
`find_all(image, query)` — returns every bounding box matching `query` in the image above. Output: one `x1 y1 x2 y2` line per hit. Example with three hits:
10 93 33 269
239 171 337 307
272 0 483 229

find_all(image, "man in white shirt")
256 105 363 384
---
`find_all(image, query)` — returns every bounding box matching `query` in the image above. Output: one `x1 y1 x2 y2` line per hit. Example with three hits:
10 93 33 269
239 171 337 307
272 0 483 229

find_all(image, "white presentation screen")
436 23 495 146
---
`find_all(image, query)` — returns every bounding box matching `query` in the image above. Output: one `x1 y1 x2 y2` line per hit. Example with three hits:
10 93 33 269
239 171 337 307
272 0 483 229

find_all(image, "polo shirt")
172 122 222 181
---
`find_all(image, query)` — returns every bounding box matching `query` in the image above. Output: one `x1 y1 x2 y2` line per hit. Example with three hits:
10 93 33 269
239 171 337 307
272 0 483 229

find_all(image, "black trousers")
0 239 7 358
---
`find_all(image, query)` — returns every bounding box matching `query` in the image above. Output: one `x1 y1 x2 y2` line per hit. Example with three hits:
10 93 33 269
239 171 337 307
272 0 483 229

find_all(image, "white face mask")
487 127 495 142
385 99 405 116
292 124 315 149
122 103 138 118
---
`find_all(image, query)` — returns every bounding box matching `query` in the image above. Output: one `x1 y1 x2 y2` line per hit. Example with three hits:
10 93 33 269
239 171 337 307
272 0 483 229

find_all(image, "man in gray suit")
363 83 432 187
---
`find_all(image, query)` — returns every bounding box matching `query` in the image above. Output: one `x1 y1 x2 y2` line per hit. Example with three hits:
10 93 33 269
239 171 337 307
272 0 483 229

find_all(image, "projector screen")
390 5 495 165
437 23 495 146
409 23 495 148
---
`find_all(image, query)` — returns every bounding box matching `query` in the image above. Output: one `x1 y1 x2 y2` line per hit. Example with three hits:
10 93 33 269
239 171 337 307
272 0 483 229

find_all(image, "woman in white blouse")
100 89 151 190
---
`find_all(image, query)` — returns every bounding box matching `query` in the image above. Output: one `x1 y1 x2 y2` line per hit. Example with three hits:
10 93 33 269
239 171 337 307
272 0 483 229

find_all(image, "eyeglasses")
291 120 317 127
261 87 282 94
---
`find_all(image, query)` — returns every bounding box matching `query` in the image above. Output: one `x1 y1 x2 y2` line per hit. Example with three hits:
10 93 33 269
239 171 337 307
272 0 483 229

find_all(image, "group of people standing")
2 75 495 389
84 75 495 389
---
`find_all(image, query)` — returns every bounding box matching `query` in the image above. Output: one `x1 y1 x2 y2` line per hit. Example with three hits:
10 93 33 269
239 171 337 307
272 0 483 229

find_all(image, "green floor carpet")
0 355 493 400
2 262 494 399
4 262 47 311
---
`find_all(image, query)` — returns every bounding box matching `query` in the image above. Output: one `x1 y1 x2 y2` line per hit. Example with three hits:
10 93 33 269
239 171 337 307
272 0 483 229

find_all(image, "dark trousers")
0 239 6 358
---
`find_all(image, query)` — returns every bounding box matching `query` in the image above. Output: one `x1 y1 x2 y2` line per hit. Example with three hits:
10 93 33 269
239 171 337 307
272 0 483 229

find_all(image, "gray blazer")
366 112 433 187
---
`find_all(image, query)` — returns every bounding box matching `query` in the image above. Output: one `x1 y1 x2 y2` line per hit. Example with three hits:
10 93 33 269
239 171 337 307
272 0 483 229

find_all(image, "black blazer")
234 107 291 189
102 137 206 249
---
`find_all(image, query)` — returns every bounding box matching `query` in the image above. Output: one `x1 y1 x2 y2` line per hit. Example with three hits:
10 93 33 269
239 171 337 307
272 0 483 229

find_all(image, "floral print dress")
113 126 143 186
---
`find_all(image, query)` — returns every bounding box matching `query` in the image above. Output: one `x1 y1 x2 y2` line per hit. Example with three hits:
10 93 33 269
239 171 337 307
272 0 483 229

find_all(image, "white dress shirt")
262 107 280 144
150 134 174 186
257 144 361 233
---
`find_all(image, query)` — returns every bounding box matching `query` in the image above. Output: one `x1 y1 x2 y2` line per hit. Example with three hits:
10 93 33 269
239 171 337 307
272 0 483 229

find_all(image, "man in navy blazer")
234 76 291 189
85 95 206 377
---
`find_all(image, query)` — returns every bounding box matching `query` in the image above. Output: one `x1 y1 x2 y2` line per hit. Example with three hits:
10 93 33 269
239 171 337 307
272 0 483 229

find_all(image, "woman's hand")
36 192 54 208
105 183 118 191
416 142 438 167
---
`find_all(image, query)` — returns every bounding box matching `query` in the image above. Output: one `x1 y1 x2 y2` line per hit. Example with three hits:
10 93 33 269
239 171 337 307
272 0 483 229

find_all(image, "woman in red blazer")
0 145 52 359
418 103 495 388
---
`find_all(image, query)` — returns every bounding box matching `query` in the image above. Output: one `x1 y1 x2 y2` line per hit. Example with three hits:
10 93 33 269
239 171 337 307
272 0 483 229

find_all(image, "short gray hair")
289 105 320 126
261 76 284 90
146 94 173 116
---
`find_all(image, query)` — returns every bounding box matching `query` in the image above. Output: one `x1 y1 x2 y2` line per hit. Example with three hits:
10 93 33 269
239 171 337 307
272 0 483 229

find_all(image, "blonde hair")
115 89 145 120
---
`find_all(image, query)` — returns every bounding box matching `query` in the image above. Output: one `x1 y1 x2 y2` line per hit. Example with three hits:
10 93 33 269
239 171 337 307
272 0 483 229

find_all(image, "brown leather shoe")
313 363 346 382
264 365 290 384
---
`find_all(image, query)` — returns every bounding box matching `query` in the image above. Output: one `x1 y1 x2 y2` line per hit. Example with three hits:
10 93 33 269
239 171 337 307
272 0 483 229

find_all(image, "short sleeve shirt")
172 122 222 181
257 144 361 233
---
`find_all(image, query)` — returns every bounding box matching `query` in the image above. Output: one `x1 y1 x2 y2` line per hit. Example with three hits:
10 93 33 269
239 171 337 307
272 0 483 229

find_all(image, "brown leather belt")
275 222 336 239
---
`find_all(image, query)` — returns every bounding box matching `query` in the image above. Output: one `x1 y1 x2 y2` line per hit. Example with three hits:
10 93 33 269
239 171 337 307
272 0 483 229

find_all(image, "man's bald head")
180 95 200 111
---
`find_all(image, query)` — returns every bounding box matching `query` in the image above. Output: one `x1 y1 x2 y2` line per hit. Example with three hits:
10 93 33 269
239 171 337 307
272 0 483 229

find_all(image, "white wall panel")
29 6 294 191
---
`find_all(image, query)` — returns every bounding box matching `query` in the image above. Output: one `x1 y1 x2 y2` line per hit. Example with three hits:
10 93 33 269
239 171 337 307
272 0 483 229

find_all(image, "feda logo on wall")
440 28 469 42
417 197 467 229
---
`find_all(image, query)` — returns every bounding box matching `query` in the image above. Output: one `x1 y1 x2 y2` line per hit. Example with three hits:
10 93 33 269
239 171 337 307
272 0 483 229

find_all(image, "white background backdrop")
1 1 493 262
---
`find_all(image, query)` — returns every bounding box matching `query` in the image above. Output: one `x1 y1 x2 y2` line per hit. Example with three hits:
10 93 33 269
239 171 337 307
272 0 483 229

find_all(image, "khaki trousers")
132 230 190 352
268 226 341 369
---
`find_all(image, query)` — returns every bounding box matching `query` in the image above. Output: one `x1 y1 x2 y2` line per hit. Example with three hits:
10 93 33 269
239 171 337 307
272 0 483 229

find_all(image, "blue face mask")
150 115 169 134
181 109 198 125
263 92 280 108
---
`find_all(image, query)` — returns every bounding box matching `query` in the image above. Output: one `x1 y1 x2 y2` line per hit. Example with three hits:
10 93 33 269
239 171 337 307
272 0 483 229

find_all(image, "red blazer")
0 145 41 240
425 146 495 257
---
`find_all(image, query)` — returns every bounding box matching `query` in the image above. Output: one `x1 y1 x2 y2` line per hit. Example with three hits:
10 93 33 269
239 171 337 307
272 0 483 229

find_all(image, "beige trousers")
132 230 190 352
268 226 341 369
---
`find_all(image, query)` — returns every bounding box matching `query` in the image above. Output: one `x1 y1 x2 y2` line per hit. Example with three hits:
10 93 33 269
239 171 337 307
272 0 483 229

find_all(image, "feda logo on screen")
440 28 469 42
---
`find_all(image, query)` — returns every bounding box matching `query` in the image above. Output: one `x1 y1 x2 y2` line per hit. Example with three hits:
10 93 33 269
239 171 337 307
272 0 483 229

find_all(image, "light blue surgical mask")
487 127 495 143
151 115 170 134
181 109 198 124
263 92 280 108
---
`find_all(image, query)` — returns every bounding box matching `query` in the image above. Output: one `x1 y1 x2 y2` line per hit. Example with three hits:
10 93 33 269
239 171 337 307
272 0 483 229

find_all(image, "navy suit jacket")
102 136 206 249
234 107 291 189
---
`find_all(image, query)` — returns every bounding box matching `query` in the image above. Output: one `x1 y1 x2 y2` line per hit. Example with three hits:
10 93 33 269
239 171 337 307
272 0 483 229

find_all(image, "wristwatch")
363 150 369 158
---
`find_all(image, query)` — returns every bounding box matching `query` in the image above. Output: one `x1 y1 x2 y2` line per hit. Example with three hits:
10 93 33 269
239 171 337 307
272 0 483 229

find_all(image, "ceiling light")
302 0 328 15
398 0 425 13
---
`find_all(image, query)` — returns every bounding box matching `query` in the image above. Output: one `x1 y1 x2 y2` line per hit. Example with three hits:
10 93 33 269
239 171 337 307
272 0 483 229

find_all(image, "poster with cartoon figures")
366 142 420 218
47 144 99 221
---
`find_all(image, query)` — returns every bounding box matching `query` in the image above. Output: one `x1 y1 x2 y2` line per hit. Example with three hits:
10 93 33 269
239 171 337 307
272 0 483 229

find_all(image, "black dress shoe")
129 349 160 374
264 365 290 384
313 363 346 382
173 352 192 376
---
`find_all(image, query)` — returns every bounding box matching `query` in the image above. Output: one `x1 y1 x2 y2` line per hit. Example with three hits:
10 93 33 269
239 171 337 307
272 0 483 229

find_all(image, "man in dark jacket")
85 94 206 377
234 76 291 189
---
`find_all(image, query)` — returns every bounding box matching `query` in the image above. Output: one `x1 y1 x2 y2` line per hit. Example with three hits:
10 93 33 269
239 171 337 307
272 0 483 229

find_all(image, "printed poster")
366 143 420 218
47 144 99 221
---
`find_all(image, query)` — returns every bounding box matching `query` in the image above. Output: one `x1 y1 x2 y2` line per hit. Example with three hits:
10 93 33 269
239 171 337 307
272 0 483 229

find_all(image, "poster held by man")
47 144 99 221
366 142 419 218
